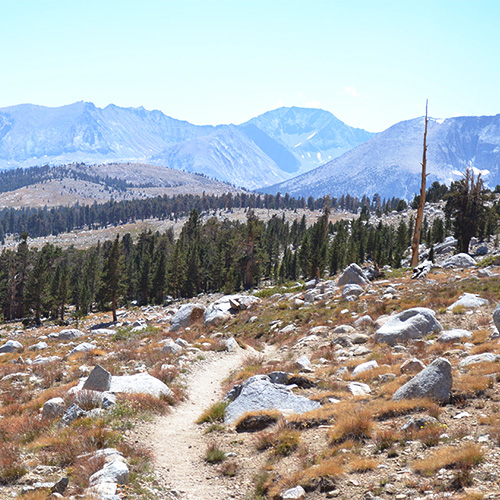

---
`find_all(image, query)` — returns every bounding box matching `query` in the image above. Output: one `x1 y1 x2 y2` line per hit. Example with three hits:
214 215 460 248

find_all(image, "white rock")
447 293 488 311
282 485 306 499
0 340 23 353
347 382 371 395
352 360 378 376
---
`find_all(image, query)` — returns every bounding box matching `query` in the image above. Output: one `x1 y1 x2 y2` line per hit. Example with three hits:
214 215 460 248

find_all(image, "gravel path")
140 348 250 499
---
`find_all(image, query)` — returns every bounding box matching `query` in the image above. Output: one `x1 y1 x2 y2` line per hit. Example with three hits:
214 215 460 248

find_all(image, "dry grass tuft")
328 405 374 443
255 424 301 456
348 456 379 472
413 443 484 475
369 398 439 421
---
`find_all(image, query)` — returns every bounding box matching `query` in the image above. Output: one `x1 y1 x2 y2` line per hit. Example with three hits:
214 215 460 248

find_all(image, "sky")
0 0 499 132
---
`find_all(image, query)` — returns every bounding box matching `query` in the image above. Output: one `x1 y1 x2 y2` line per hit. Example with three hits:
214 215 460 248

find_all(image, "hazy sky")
1 0 498 132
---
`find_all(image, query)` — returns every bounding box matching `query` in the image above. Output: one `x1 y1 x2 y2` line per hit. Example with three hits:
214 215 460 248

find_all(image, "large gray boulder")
169 303 205 332
392 357 452 403
224 375 320 424
109 373 173 398
337 263 369 287
447 293 488 311
442 253 476 268
83 365 112 392
375 307 442 345
0 340 23 353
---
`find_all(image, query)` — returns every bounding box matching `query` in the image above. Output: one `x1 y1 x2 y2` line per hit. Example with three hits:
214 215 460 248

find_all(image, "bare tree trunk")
411 101 429 268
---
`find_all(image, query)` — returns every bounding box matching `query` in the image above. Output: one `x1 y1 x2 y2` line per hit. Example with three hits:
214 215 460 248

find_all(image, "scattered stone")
282 485 306 499
42 397 66 419
109 372 173 398
352 360 378 376
353 315 374 329
225 337 239 352
392 357 452 403
401 415 438 431
493 301 500 334
161 338 183 355
458 353 498 369
32 355 62 365
434 236 457 255
333 325 355 334
69 342 96 356
83 365 112 392
235 412 280 432
89 459 129 486
437 329 472 343
295 355 313 372
0 340 23 353
447 293 488 311
51 477 69 495
442 253 476 268
342 284 364 300
224 375 320 424
347 382 371 396
400 358 426 374
62 403 86 425
337 263 369 287
58 329 85 340
170 303 205 332
28 341 48 351
375 307 442 345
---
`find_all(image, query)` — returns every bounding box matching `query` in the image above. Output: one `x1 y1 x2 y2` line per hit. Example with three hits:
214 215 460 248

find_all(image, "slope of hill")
0 162 241 208
244 106 374 173
263 114 500 200
0 103 373 189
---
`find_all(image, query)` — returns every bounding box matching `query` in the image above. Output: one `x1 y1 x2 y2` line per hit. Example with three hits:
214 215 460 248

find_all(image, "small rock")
42 397 66 420
83 365 112 392
400 358 426 374
282 485 306 499
352 360 378 376
0 340 23 353
347 382 371 396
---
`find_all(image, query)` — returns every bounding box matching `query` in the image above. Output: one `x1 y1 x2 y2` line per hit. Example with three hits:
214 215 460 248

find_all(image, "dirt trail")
140 347 251 499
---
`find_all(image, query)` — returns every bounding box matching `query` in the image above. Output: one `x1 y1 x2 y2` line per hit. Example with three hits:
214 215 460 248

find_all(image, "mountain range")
0 102 372 190
264 114 500 200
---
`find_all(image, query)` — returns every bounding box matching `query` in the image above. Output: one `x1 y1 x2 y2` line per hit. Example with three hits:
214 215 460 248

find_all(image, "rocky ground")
0 252 500 500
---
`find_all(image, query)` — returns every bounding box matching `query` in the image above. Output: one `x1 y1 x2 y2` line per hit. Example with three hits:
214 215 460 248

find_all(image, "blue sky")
0 0 498 131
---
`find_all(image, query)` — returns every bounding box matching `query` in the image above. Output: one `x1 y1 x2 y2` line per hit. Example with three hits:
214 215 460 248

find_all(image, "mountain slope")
0 103 373 189
243 106 374 173
263 114 500 200
0 162 241 208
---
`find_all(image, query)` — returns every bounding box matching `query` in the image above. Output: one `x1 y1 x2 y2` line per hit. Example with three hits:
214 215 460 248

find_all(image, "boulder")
434 236 457 255
442 253 476 268
295 355 313 372
342 284 364 300
28 341 48 351
347 381 371 396
169 303 205 332
83 365 112 392
353 315 374 329
400 358 426 374
225 337 239 352
42 397 66 419
447 293 488 311
109 373 173 398
392 357 452 403
69 342 96 356
352 360 378 376
374 307 442 345
458 353 498 369
337 263 369 287
91 328 116 335
0 340 23 353
89 459 129 486
161 338 183 355
437 329 472 343
62 403 86 425
224 375 320 424
412 260 433 280
58 329 85 340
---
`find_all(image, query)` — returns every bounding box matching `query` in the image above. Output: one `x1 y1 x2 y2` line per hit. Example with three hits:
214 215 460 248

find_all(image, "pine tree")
103 235 123 322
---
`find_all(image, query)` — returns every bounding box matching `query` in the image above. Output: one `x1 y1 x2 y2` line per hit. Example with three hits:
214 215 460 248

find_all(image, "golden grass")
328 405 374 443
347 456 379 472
255 424 301 456
286 405 338 429
368 398 440 421
470 341 500 355
300 457 344 486
453 374 492 397
413 443 484 475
